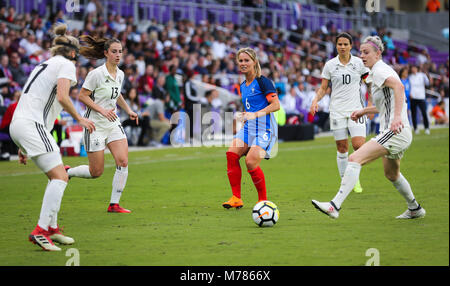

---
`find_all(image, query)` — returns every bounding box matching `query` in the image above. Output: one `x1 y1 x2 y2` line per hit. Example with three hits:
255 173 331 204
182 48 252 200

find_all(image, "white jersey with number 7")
12 55 77 131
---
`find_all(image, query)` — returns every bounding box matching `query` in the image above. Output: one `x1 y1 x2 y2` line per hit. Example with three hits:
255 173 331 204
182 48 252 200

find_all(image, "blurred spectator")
138 64 155 96
416 49 430 66
145 83 171 146
121 87 150 146
200 89 222 136
282 86 304 124
8 52 27 87
19 30 43 64
409 65 431 134
183 69 201 139
399 67 412 124
430 100 449 124
426 0 441 12
165 64 181 113
383 31 395 51
0 54 16 93
0 89 19 159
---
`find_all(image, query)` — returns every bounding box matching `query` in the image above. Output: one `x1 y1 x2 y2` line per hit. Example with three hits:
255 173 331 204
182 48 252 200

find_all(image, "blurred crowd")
0 2 449 158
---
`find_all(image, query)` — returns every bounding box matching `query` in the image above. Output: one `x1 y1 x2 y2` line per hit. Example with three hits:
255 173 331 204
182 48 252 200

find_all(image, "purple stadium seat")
0 132 10 142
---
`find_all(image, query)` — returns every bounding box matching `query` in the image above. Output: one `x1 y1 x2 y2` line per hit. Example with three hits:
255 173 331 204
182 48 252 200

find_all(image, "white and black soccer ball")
252 200 279 227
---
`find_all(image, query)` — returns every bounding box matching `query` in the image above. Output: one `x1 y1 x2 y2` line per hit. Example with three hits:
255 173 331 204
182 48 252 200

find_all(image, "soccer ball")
252 201 279 227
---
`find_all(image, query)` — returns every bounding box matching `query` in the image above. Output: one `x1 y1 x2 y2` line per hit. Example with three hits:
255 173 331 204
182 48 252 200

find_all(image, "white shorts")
84 123 127 152
331 116 366 141
10 118 63 172
10 118 60 157
31 151 63 173
371 126 412 160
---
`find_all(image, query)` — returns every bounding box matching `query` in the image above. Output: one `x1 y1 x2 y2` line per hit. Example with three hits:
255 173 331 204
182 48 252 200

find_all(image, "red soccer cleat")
29 224 61 251
64 165 71 179
48 225 75 245
107 203 131 213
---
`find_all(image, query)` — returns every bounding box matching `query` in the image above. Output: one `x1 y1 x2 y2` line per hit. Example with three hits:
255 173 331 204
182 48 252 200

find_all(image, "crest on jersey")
251 87 255 93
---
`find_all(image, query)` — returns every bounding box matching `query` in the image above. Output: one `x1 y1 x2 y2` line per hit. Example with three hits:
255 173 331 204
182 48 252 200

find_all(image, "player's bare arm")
242 95 280 122
116 94 139 125
310 78 329 116
384 76 406 134
56 78 95 133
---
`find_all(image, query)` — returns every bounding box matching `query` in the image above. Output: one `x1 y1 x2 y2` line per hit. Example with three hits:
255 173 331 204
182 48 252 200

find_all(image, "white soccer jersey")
12 55 77 131
321 55 369 117
82 63 124 129
366 60 410 132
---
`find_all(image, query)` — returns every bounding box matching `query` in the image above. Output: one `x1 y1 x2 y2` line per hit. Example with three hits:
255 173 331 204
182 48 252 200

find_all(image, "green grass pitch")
0 128 448 266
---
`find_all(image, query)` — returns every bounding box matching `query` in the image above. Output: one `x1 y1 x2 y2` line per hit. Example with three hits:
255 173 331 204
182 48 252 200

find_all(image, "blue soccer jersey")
240 76 277 113
235 76 278 159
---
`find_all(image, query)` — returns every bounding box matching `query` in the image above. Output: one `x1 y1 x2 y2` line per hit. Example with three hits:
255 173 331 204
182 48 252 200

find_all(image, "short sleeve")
321 62 331 80
360 64 370 80
259 76 277 96
156 100 164 115
372 67 394 88
57 61 77 86
82 70 98 91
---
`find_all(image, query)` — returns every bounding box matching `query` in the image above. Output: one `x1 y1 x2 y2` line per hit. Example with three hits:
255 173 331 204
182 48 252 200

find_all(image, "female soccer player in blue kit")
222 47 280 209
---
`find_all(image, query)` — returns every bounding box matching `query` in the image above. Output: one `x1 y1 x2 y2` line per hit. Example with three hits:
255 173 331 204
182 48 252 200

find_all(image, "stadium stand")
0 0 448 157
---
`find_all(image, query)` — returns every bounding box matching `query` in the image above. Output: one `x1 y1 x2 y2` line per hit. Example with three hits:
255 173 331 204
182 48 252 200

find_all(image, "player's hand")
18 149 27 165
129 111 139 125
79 117 96 134
351 109 365 122
390 116 404 135
242 112 257 122
235 112 245 123
100 108 118 122
309 100 318 116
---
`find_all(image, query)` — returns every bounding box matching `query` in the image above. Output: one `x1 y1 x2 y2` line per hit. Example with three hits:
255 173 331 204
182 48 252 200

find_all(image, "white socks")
38 179 67 231
68 164 129 205
67 165 92 178
110 166 128 204
392 173 419 209
331 163 419 211
336 151 349 178
332 161 361 209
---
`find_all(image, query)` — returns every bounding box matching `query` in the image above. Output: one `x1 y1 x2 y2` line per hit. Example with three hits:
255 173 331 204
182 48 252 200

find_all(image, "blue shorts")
234 115 278 159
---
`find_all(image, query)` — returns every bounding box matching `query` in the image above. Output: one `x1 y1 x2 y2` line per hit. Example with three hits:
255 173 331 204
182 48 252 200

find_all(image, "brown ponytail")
79 35 121 59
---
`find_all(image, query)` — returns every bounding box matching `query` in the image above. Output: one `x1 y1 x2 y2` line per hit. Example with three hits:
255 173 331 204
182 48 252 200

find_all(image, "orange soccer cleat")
222 195 244 209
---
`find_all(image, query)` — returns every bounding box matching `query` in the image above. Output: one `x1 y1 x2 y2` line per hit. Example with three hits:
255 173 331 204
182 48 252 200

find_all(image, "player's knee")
336 142 348 153
352 141 364 151
348 153 357 163
116 159 128 168
245 156 258 170
348 153 364 165
384 170 399 182
90 167 103 178
56 172 69 182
